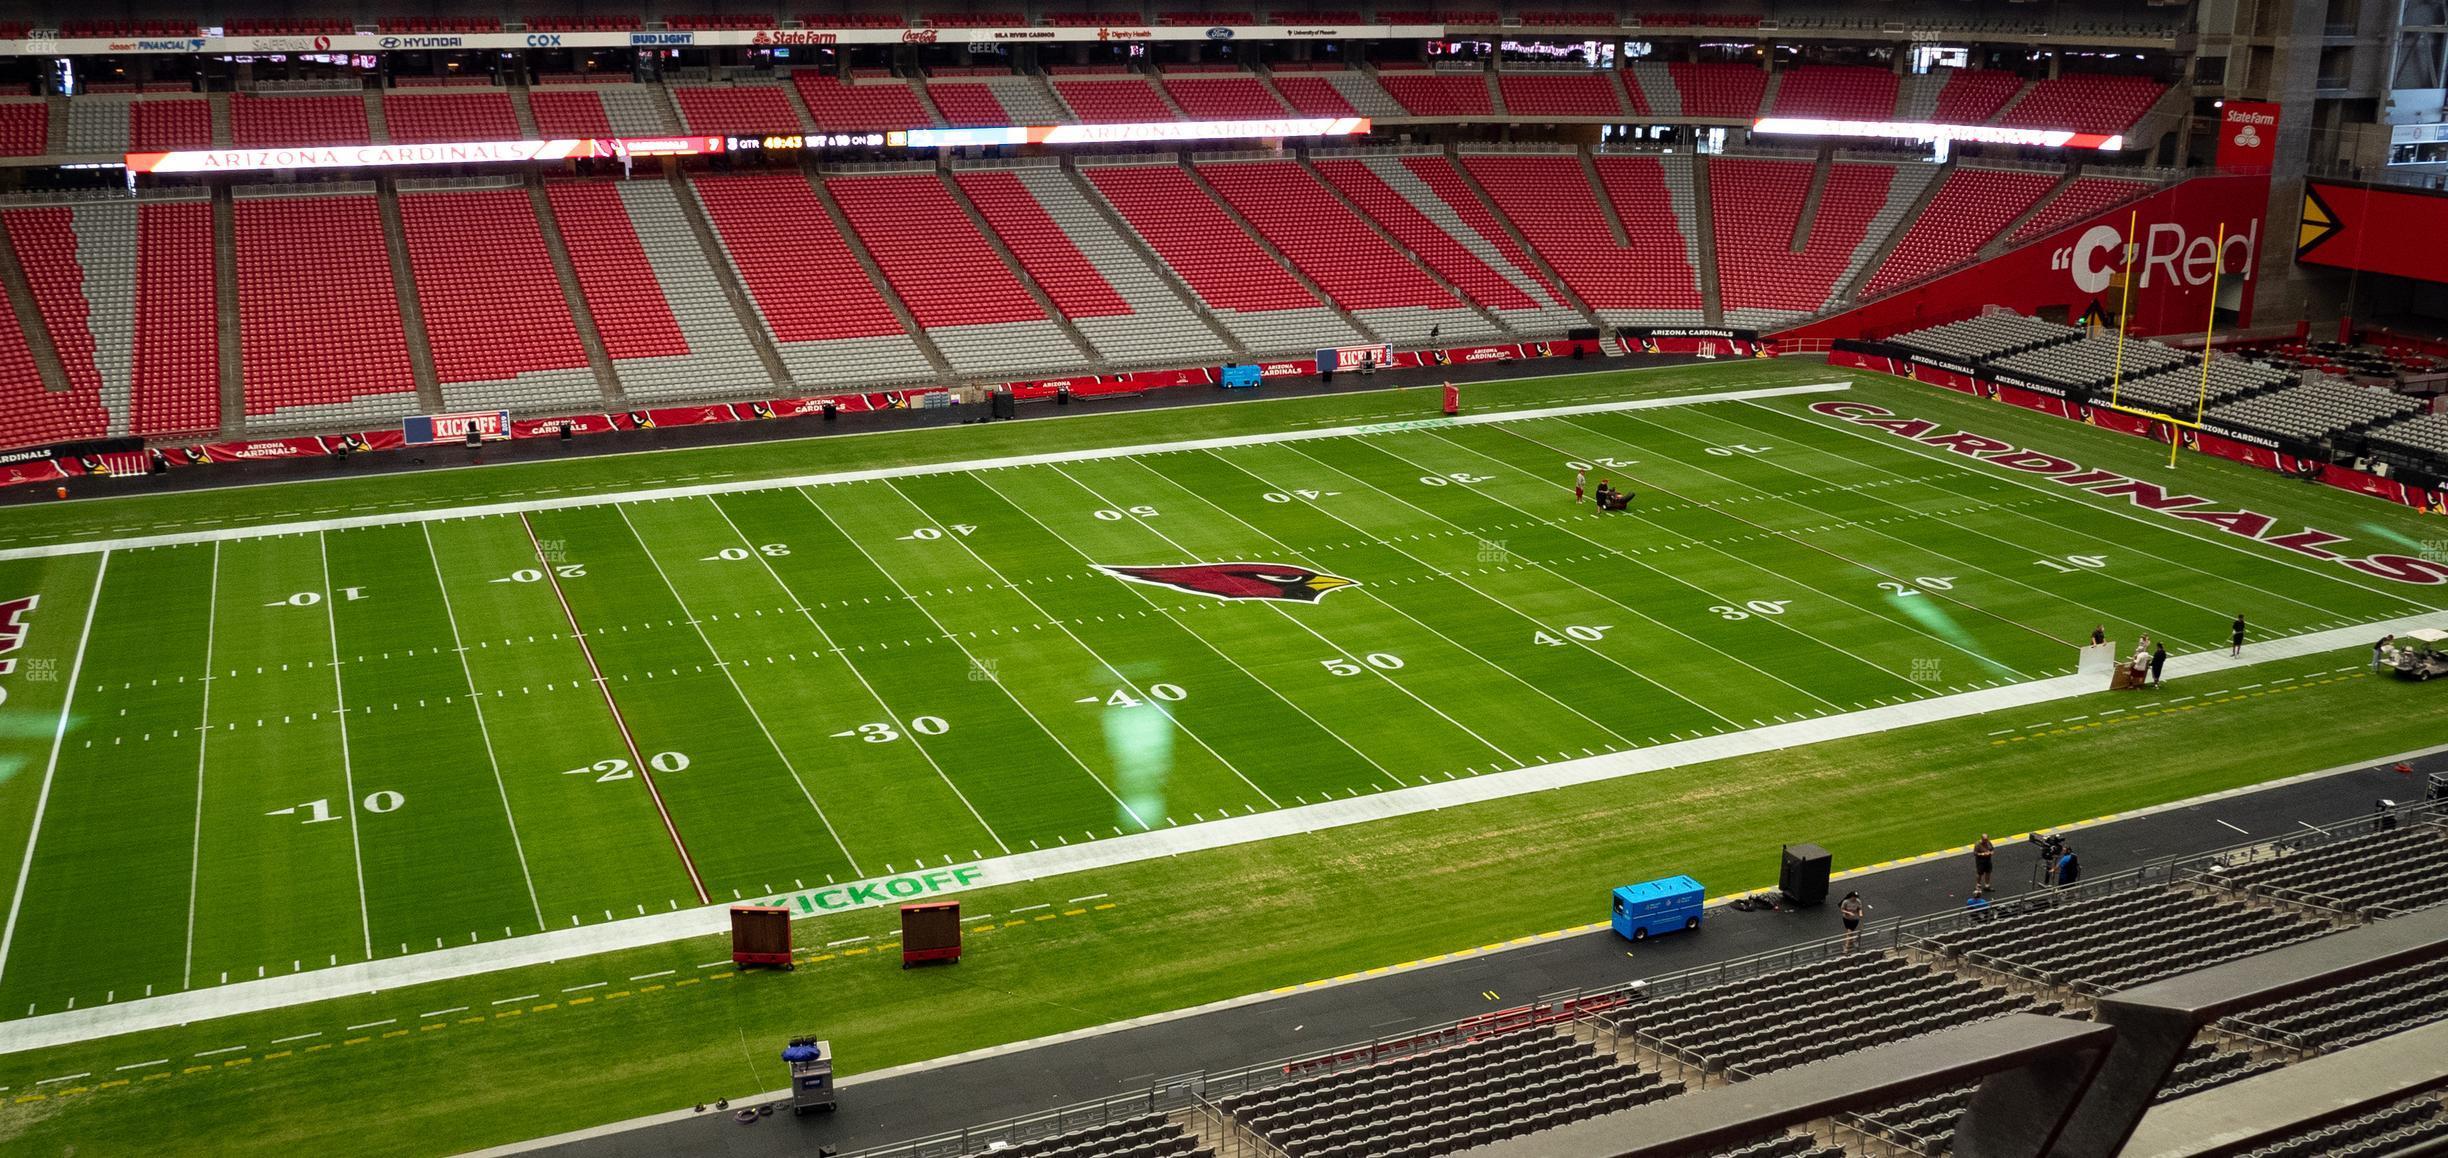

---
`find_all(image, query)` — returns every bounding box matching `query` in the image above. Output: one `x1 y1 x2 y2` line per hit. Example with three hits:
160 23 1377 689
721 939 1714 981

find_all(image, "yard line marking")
345 1019 393 1031
181 542 221 990
611 505 864 878
0 551 110 990
702 496 1009 856
1600 409 2238 650
1487 418 2042 678
270 1032 319 1044
979 466 1428 795
489 994 537 1005
0 384 1856 564
421 524 546 932
1066 894 1107 904
423 1006 469 1017
193 1045 245 1057
1222 444 1773 728
316 533 375 961
38 1072 90 1084
560 981 605 993
798 489 1147 828
628 970 673 981
517 512 708 906
2215 819 2249 834
1739 399 2432 613
115 1060 167 1071
1036 465 1524 768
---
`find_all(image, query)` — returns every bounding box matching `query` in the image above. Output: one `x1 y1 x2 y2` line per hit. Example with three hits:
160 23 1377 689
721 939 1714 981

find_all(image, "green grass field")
0 361 2441 1155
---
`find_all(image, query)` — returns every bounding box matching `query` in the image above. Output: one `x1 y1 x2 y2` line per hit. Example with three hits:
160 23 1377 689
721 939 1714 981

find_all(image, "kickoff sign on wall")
404 410 513 445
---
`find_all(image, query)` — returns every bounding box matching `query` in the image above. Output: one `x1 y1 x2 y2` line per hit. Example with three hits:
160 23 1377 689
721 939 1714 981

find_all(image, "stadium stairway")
1979 171 2078 261
505 82 542 139
1291 155 1512 343
206 91 230 147
1436 152 1603 327
524 178 625 408
935 168 1110 370
654 172 798 397
0 218 72 396
363 86 390 144
1323 153 1589 338
1032 163 1244 364
375 177 445 412
211 187 241 433
1177 161 1385 347
1687 152 1723 324
808 173 957 379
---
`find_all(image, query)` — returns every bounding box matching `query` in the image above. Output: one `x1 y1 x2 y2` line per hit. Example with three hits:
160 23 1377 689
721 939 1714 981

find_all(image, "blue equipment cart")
1611 876 1705 941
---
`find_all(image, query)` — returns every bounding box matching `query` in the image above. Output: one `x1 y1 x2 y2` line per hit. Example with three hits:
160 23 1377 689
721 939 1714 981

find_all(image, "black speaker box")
1780 843 1832 908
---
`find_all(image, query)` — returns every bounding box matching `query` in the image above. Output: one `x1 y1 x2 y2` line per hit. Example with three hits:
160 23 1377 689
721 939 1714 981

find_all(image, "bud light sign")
404 409 513 445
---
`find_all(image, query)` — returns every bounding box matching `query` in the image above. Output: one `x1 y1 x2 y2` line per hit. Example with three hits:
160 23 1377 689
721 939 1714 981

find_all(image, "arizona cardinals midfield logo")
1097 563 1358 603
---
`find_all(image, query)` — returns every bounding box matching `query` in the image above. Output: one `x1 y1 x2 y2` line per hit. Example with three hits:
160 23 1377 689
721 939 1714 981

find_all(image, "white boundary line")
464 735 2448 1158
317 532 376 961
0 610 2422 1057
0 384 1854 564
422 523 547 933
181 544 222 987
0 552 111 989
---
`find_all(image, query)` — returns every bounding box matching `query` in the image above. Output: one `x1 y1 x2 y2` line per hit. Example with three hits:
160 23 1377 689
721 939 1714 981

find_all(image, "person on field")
2149 641 2168 688
1593 478 1613 510
2376 633 2396 672
2231 613 2247 657
2091 625 2107 646
1574 468 1587 504
1839 891 1868 950
1973 834 1995 894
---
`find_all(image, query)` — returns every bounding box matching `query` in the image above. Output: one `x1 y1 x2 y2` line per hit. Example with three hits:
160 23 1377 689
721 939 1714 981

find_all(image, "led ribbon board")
896 116 1370 149
124 136 725 174
1750 117 2125 151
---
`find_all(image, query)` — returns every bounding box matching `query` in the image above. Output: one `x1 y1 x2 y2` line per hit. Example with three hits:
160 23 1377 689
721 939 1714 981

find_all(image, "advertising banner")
1778 173 2272 343
1 23 1424 57
2214 101 2281 174
404 409 512 445
126 136 722 175
1316 343 1396 373
2295 180 2448 286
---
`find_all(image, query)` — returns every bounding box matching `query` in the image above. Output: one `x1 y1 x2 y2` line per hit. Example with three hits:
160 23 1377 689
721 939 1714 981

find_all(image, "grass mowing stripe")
514 512 709 907
1078 455 1649 748
420 523 547 933
701 494 1012 858
1529 413 2089 650
183 543 222 987
795 486 1155 833
312 533 374 961
1204 442 1821 723
884 476 1285 811
608 504 865 878
1738 399 2436 613
1439 418 2056 685
1314 431 1973 692
963 468 1410 795
0 552 108 991
1659 406 2337 634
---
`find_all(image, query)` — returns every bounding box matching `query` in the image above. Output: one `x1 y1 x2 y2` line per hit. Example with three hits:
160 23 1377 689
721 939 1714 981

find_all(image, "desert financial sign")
1808 400 2448 584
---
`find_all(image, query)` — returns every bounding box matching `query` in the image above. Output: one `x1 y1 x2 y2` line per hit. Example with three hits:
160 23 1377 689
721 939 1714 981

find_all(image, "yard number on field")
1419 473 1491 486
1262 490 1339 503
2034 554 2110 573
565 752 691 782
1710 600 1792 620
1093 506 1160 521
1321 653 1405 676
1533 625 1612 646
1565 457 1635 470
494 565 585 584
704 544 791 561
833 717 949 743
1703 444 1771 457
899 525 977 540
268 792 402 823
267 588 367 607
1079 684 1187 707
1878 577 1957 597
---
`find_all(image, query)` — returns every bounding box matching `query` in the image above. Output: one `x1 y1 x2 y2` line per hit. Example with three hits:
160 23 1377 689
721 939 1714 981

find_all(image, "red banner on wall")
2215 101 2281 174
1781 173 2272 345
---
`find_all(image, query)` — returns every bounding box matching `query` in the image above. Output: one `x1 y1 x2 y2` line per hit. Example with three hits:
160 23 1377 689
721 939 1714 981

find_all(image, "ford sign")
1207 26 1235 38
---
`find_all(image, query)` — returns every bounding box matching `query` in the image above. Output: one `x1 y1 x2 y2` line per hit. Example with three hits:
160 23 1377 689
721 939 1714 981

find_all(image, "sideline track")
0 611 2422 1057
0 383 1852 562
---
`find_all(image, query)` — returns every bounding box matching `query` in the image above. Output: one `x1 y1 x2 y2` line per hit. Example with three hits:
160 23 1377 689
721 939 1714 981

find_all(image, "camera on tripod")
2030 832 2066 860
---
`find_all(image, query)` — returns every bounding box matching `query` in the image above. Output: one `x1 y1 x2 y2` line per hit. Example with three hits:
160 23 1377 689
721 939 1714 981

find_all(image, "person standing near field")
1574 468 1587 504
2231 613 2247 657
1839 891 1868 950
1973 834 1995 894
2150 641 2168 688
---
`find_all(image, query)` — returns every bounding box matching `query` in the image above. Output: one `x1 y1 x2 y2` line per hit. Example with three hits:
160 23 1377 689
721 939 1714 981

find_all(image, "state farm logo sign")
2052 219 2259 295
2232 123 2261 149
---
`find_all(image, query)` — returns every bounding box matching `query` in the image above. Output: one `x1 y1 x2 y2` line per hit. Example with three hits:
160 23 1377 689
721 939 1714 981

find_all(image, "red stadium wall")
1777 174 2272 344
2296 180 2448 285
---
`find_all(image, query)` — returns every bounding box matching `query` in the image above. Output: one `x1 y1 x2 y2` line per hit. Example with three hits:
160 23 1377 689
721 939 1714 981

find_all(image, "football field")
0 380 2431 1023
